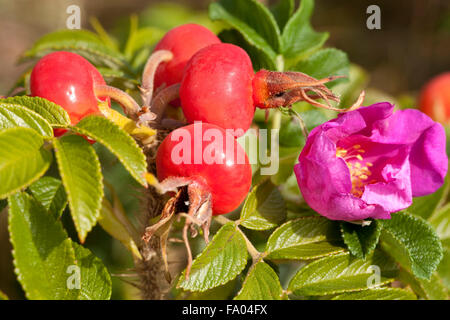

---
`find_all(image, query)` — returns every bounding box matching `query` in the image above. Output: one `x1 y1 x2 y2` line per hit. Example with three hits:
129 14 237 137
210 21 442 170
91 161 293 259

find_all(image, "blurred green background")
0 0 449 299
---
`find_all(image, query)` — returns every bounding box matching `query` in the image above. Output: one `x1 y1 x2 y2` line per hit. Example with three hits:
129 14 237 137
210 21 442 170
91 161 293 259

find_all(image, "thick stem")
141 50 174 107
143 177 213 280
94 84 141 117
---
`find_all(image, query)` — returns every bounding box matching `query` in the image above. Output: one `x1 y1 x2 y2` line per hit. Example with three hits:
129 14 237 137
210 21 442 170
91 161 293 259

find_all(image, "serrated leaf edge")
70 116 147 187
53 136 104 242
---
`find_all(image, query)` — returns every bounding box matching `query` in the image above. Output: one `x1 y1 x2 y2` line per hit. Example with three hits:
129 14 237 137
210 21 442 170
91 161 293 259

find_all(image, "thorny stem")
94 84 141 117
141 50 174 107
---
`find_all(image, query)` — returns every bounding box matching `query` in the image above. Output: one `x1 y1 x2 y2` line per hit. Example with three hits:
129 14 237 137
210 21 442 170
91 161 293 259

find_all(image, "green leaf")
332 288 416 300
408 179 448 219
71 242 112 300
340 220 382 259
99 197 141 259
2 96 70 126
399 268 447 300
139 2 215 31
71 116 147 187
270 0 295 32
332 64 369 108
218 29 276 71
288 251 398 296
281 0 329 66
292 48 349 86
178 223 248 292
0 127 52 199
279 121 305 148
9 192 111 300
279 109 328 148
124 26 164 60
176 279 238 300
380 212 443 280
0 290 8 300
8 192 78 299
54 135 103 242
234 261 283 300
21 30 129 71
240 179 286 230
429 203 450 241
437 246 450 291
209 0 280 61
269 146 300 186
0 102 53 137
265 217 345 260
29 176 67 219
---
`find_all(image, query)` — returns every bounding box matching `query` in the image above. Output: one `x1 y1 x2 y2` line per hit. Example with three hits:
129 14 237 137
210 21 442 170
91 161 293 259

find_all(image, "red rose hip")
156 122 252 216
30 51 108 127
153 23 221 90
419 72 450 124
180 43 255 137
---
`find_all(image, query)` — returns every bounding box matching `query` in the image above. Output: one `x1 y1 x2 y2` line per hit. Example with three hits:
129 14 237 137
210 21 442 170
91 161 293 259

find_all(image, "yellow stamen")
336 144 374 198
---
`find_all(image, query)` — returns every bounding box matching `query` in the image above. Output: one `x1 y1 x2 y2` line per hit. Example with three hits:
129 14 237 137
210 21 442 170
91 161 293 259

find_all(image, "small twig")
150 83 180 122
111 273 139 278
237 227 263 264
289 109 309 138
348 219 372 227
7 86 25 97
182 223 193 280
214 215 233 225
94 84 141 116
141 50 174 107
214 216 263 264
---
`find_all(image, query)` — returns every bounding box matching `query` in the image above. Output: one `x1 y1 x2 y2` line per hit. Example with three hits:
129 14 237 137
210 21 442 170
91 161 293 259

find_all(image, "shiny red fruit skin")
156 122 252 215
419 72 450 123
153 24 221 90
180 43 255 137
30 51 108 129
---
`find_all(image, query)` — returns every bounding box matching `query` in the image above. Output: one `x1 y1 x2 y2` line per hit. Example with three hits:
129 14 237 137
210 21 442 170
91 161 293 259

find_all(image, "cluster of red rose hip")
20 22 450 278
26 22 450 218
30 23 335 220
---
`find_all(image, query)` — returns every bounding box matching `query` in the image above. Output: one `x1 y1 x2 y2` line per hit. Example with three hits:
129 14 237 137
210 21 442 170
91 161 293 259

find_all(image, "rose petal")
362 149 412 213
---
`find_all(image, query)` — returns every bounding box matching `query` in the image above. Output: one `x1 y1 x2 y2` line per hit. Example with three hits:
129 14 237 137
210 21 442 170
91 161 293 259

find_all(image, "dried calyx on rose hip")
253 69 339 109
142 122 252 279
